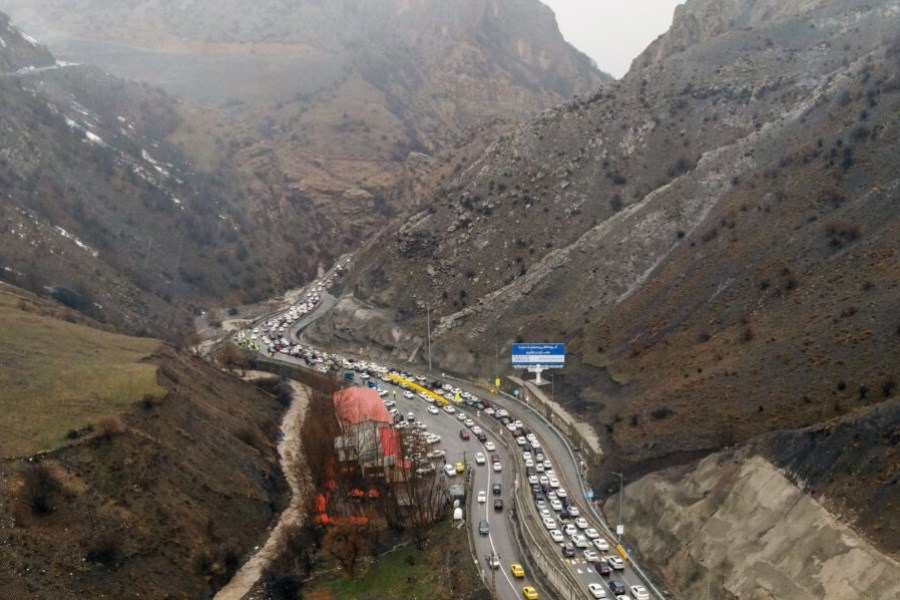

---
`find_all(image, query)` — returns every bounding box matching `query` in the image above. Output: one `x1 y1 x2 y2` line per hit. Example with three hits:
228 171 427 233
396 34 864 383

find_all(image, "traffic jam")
234 266 653 600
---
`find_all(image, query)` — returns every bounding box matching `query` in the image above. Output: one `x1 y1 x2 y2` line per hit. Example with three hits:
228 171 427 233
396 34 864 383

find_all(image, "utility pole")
613 471 624 541
427 304 432 374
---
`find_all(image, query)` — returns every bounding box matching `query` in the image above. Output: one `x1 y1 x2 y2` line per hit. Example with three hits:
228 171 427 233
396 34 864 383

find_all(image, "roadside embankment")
607 450 900 599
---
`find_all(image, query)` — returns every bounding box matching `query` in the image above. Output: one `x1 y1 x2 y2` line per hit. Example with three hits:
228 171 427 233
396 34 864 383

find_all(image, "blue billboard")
511 343 565 368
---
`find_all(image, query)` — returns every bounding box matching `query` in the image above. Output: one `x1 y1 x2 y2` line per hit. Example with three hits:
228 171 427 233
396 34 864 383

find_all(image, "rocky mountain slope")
0 11 383 339
306 0 900 554
1 3 609 338
4 0 610 252
0 283 287 599
608 398 900 599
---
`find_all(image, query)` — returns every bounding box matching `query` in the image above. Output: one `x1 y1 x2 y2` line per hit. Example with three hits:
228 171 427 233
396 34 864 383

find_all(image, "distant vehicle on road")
478 519 490 536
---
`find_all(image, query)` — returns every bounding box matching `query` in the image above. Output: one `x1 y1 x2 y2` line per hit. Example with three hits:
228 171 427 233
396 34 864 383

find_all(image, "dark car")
490 453 500 463
492 483 502 495
530 483 543 496
459 429 470 441
476 432 488 443
609 580 626 595
494 499 504 512
561 543 576 558
474 402 485 410
595 560 611 577
478 519 490 536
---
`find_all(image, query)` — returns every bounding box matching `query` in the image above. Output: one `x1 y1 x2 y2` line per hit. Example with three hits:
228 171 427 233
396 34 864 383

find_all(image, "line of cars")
514 433 649 600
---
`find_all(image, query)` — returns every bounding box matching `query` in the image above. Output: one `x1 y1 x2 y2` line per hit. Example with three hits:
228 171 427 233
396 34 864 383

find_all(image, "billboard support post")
526 365 546 384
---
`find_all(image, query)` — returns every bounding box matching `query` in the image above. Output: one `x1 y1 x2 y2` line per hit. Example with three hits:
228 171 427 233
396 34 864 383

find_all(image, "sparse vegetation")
0 285 164 455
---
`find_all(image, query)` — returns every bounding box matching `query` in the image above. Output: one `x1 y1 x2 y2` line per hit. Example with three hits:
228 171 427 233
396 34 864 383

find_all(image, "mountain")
3 0 610 253
0 282 287 598
0 10 382 339
306 0 900 550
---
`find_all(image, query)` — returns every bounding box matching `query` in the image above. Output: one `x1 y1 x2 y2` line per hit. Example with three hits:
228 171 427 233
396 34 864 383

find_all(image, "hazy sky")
542 0 685 78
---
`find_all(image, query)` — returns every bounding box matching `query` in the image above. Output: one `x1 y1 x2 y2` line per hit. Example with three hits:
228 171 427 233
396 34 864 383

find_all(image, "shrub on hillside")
20 462 59 515
95 415 127 440
85 531 120 565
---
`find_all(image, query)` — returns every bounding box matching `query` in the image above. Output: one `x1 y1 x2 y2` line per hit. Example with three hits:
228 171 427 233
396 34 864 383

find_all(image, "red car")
494 499 504 511
459 429 470 440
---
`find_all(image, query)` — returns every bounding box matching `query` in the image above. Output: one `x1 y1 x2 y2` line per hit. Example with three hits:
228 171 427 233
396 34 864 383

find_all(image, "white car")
403 391 415 399
475 452 486 465
593 538 610 552
516 436 527 446
542 517 557 530
425 433 441 445
427 406 440 415
443 405 456 414
444 464 456 477
588 582 607 598
556 487 567 498
427 449 446 459
585 528 600 540
492 462 502 472
575 518 589 529
484 441 496 451
563 524 578 537
630 586 650 600
608 556 626 571
464 418 475 428
571 534 591 549
583 549 601 563
550 499 563 511
535 463 545 472
522 452 533 461
524 459 534 468
528 474 539 485
471 425 482 435
457 412 467 421
567 505 580 517
549 529 565 543
477 490 487 503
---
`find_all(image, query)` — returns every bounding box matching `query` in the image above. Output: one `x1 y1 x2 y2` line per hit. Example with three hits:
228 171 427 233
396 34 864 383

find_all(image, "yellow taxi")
522 586 539 599
510 563 525 578
454 461 465 473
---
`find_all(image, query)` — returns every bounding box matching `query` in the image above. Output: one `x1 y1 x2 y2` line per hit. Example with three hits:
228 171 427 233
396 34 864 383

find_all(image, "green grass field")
0 285 165 456
307 522 483 600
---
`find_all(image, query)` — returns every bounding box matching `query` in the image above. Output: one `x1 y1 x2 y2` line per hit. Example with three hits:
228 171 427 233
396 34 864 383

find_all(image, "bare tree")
378 428 448 548
217 340 250 372
322 518 370 578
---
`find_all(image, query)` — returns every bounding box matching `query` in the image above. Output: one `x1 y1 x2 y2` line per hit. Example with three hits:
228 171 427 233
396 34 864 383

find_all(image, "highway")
371 379 543 600
237 266 662 600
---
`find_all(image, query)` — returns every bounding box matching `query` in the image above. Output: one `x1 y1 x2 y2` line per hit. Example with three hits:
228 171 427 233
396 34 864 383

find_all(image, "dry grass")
0 285 165 456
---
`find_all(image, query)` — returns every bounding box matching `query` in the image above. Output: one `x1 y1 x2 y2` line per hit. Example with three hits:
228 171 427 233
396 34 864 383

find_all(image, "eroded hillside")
306 0 900 551
4 0 610 253
0 283 287 598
